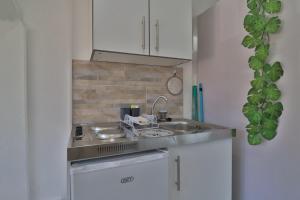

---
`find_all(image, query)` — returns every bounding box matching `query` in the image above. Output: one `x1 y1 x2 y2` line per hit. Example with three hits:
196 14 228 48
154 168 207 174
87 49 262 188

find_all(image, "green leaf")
248 94 264 105
248 87 257 95
264 84 281 101
242 35 263 48
243 103 262 124
254 16 267 33
263 64 272 81
263 118 278 131
254 70 261 78
242 35 256 49
254 16 267 32
244 15 266 34
255 45 269 61
264 0 282 14
274 102 284 112
247 0 258 10
263 63 272 73
248 132 263 145
246 124 261 134
244 15 255 30
251 77 265 89
262 129 277 140
244 15 256 32
265 17 281 33
249 9 259 16
261 118 278 140
264 102 283 119
249 110 263 124
243 103 256 117
249 56 264 70
266 62 284 81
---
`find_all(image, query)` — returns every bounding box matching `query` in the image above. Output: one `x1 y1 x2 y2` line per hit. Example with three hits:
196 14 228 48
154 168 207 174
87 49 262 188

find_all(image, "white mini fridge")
70 151 169 200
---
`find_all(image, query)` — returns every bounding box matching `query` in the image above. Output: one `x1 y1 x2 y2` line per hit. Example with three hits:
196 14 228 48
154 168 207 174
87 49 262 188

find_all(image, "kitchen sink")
88 119 209 140
90 125 126 140
159 120 208 134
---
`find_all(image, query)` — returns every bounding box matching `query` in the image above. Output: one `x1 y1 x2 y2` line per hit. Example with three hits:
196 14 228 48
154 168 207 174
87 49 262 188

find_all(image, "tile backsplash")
73 60 183 124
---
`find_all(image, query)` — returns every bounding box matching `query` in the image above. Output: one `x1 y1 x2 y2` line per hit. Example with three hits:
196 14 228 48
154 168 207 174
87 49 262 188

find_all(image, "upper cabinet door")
150 0 192 60
93 0 149 55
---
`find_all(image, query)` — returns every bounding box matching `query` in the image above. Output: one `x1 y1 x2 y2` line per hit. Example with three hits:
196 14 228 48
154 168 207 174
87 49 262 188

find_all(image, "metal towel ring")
166 70 183 96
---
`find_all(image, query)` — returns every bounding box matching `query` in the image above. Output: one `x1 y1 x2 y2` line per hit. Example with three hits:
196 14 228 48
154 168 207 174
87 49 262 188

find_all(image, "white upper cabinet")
150 0 192 59
93 0 149 55
93 0 192 62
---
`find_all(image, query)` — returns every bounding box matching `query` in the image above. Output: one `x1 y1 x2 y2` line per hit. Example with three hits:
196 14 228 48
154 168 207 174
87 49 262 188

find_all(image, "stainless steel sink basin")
90 125 125 140
159 120 207 134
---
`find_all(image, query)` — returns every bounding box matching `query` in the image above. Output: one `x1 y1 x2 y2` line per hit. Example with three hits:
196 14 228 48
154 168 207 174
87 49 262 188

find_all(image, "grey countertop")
68 119 234 162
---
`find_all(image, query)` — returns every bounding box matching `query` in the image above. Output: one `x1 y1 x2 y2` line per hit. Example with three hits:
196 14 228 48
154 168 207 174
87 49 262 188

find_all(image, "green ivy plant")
242 0 284 145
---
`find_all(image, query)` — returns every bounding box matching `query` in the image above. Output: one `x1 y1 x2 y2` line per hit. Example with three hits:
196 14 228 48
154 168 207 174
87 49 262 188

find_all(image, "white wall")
182 62 193 119
16 0 72 200
0 1 28 200
197 0 300 199
72 0 92 60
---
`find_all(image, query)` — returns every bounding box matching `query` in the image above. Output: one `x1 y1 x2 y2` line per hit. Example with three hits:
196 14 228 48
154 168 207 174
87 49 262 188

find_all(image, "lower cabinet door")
169 138 232 200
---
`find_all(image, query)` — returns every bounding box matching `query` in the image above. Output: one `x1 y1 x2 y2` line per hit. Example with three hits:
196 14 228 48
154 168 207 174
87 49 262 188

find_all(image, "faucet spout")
151 96 168 115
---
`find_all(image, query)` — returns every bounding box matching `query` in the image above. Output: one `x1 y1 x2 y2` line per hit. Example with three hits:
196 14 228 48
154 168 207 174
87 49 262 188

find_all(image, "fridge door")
70 151 169 200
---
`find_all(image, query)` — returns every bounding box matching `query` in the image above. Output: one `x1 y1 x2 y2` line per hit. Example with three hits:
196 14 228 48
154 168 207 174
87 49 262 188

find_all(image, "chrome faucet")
151 96 168 115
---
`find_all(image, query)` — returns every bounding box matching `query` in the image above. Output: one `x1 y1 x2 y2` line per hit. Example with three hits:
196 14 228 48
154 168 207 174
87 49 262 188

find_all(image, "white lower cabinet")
168 138 232 200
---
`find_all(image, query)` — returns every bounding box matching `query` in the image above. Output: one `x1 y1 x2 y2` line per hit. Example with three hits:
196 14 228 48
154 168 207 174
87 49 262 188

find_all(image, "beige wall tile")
73 60 98 80
73 60 183 124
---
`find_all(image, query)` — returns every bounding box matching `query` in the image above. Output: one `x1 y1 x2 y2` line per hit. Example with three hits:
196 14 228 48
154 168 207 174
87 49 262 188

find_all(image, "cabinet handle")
175 156 181 191
141 16 146 50
155 20 159 51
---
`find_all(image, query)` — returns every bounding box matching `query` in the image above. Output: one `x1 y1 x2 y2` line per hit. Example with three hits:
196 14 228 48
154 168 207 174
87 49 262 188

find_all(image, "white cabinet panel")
169 138 232 200
150 0 192 59
93 0 192 62
93 0 149 55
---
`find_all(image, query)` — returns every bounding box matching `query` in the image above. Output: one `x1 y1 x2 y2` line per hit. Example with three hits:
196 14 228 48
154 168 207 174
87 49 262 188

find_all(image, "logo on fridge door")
120 176 135 184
